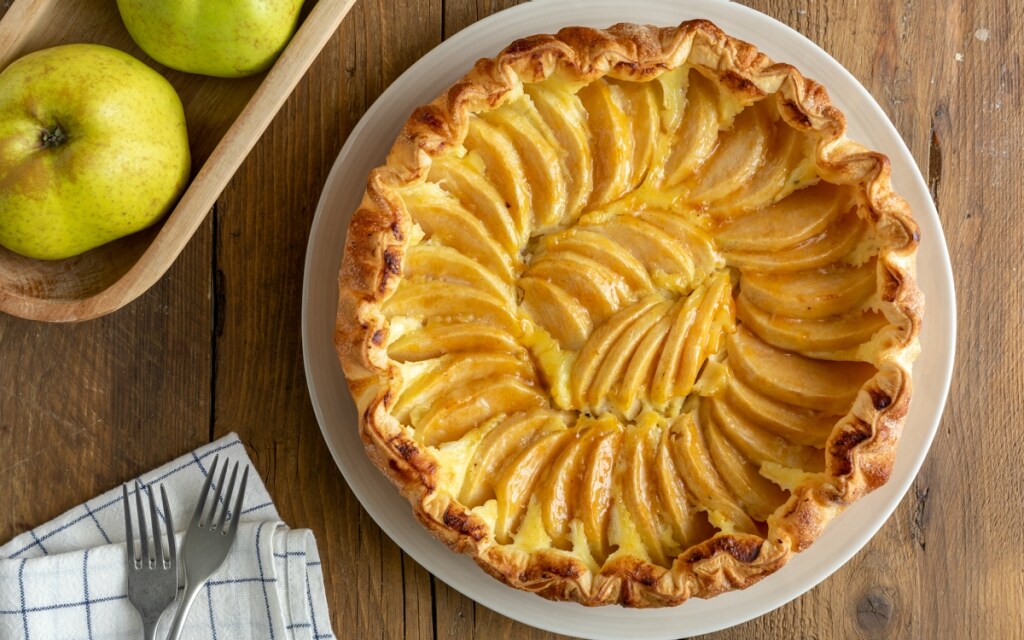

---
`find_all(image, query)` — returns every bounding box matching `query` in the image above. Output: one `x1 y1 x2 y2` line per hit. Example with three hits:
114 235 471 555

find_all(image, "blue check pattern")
0 434 335 640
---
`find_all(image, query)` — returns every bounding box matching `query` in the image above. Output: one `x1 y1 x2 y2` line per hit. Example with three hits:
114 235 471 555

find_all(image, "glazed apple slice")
736 292 888 354
542 229 653 291
650 288 703 408
654 418 710 550
519 276 592 351
613 79 659 189
391 352 528 421
538 425 604 548
613 314 672 418
668 413 757 534
740 259 876 319
661 71 723 188
387 322 523 362
428 156 523 252
722 117 818 215
383 280 518 334
524 82 593 219
709 396 824 472
403 244 513 301
653 66 689 136
483 99 568 230
725 210 866 273
578 79 634 208
595 215 698 278
527 251 632 323
416 376 547 446
674 272 733 396
688 103 771 206
587 298 674 413
650 272 732 405
724 375 836 447
578 423 623 560
464 117 533 236
714 182 850 252
703 410 788 521
571 296 665 409
460 411 566 507
494 429 576 543
726 326 876 413
619 417 669 566
636 210 723 280
401 183 511 279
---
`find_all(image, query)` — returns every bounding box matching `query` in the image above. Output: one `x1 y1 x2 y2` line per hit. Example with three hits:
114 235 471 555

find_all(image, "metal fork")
167 455 249 640
123 481 178 640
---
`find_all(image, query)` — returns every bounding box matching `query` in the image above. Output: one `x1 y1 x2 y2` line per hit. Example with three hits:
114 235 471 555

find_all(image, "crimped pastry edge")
334 19 923 607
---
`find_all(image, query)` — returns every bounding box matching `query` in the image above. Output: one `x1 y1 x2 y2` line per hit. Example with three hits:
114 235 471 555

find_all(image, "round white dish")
302 1 956 637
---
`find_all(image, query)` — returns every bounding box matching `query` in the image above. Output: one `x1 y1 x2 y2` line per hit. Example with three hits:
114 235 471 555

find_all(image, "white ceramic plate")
302 1 956 637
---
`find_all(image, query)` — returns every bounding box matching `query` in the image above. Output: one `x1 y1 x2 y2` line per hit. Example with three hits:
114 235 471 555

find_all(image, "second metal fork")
166 456 249 640
123 481 178 640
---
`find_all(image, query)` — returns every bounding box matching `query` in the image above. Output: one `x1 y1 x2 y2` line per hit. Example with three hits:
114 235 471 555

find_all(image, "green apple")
116 0 305 78
0 44 190 261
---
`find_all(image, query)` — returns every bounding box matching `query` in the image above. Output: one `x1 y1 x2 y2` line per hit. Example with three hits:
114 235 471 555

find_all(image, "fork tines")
192 456 249 534
122 481 176 570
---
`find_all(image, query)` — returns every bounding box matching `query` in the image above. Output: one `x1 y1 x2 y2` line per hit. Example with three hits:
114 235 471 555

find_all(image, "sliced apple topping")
726 326 876 414
525 251 631 326
387 322 523 362
610 79 660 189
739 259 876 319
723 375 836 447
494 429 576 544
725 209 866 273
652 66 689 137
464 117 533 236
428 155 524 251
578 79 634 208
650 271 734 408
720 113 819 215
736 290 888 355
715 182 851 252
399 182 512 280
703 408 788 521
660 71 727 188
578 419 623 560
482 96 568 230
403 243 513 302
382 280 519 334
392 352 529 422
524 81 593 219
518 276 592 351
688 102 771 206
540 228 653 291
459 410 568 507
667 412 757 535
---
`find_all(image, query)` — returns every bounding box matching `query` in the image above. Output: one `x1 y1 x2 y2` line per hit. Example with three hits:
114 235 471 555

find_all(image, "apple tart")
336 20 922 606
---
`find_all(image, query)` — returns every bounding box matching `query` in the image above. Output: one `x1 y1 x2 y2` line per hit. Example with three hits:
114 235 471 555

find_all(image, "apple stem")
40 125 67 148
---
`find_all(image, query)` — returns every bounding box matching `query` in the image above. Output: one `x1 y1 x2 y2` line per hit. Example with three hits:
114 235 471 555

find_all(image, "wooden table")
1 1 1020 638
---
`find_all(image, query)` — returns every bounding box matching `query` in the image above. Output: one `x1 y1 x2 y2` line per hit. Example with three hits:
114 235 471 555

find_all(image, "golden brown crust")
335 19 922 607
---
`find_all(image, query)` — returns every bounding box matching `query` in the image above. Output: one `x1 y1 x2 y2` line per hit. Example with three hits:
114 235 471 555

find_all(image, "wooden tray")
0 0 356 322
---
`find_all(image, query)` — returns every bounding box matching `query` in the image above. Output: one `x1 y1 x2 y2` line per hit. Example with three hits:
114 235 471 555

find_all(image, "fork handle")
166 581 203 640
143 618 158 640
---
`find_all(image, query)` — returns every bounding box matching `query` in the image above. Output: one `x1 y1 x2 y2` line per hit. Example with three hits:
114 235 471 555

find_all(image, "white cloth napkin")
0 434 336 640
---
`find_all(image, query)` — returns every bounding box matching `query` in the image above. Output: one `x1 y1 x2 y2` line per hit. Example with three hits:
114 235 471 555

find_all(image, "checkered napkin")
0 434 336 640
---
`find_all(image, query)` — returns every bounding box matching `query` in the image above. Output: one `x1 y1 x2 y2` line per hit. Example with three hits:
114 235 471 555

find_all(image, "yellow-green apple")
117 0 305 78
0 44 190 260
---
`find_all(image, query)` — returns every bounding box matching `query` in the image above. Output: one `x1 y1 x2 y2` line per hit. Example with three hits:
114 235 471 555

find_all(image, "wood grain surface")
1 0 1021 638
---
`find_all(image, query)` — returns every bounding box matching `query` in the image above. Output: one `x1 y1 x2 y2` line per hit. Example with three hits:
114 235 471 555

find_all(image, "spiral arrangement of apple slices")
380 65 889 571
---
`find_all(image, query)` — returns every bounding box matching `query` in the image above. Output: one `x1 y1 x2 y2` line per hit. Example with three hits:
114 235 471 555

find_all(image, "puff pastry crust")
335 19 922 607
